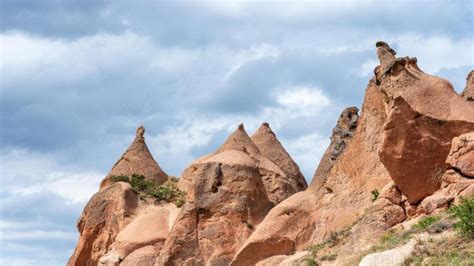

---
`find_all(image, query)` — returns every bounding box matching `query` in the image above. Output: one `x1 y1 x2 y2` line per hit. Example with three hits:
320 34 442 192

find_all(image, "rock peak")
215 123 260 155
376 41 396 55
99 127 168 190
261 122 270 128
461 70 474 103
136 125 145 139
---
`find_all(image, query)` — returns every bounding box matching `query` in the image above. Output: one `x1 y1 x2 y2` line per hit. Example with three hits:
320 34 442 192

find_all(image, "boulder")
100 126 168 189
377 43 474 203
446 132 474 178
121 245 160 266
461 70 474 103
157 125 273 265
251 122 308 203
256 251 310 266
114 203 179 257
67 182 138 266
359 239 416 266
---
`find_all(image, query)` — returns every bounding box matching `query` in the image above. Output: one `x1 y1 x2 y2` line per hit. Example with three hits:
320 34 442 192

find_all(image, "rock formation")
376 42 474 203
157 124 275 265
69 42 474 266
461 70 474 103
231 80 391 265
68 182 138 266
311 106 359 189
447 132 474 178
68 126 172 266
251 122 308 202
100 126 168 189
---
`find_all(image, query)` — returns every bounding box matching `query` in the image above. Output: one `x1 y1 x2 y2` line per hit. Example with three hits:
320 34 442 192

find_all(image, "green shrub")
110 175 130 183
303 257 318 266
449 196 474 238
110 174 186 207
413 215 440 231
371 189 379 202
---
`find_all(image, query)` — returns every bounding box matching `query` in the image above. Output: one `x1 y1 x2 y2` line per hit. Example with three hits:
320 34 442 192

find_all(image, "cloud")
0 149 103 203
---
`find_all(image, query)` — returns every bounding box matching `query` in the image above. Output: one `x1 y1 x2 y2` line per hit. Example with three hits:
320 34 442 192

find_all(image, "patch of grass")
110 175 130 183
303 257 318 266
110 174 186 207
371 189 379 202
305 225 352 264
379 228 413 248
449 196 474 239
405 235 474 266
413 215 441 231
319 253 337 261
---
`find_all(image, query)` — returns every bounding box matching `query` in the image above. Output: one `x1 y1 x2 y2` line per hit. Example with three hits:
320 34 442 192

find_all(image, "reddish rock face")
68 182 138 266
461 70 474 103
447 132 474 178
157 125 274 265
311 106 359 189
100 126 168 189
376 44 474 203
251 123 308 203
231 81 391 265
68 126 169 266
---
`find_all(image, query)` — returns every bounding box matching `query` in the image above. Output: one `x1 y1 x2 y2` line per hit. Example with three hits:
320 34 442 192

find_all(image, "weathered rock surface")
100 126 168 189
69 126 170 266
251 122 308 203
120 245 160 266
68 182 138 266
359 239 416 266
256 251 310 266
461 70 474 103
376 42 474 203
446 132 474 178
157 125 274 265
231 81 391 265
311 106 359 188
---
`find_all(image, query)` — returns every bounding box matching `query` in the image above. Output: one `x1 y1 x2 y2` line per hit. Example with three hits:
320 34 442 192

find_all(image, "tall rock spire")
461 70 474 104
100 125 168 189
251 122 307 193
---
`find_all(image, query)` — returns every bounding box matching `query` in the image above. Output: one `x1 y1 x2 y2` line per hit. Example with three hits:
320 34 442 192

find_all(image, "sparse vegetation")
319 253 337 261
111 174 186 207
371 189 379 202
448 196 474 238
413 215 440 231
305 226 350 264
405 231 474 265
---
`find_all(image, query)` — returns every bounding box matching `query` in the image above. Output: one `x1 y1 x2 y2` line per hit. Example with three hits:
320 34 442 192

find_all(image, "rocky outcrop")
100 126 168 189
446 132 474 178
251 122 308 203
231 81 391 265
68 126 171 266
68 182 138 266
311 106 359 188
97 203 180 265
376 42 474 203
157 125 276 265
461 70 474 103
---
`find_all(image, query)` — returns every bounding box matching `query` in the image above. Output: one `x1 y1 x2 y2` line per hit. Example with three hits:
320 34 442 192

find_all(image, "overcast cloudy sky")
0 0 473 265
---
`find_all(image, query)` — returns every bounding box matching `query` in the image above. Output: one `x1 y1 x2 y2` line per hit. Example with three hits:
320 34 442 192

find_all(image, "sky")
0 0 473 265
